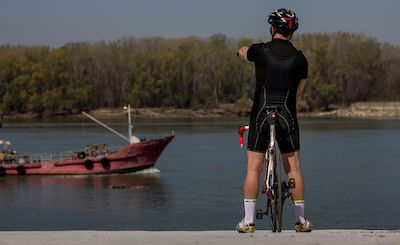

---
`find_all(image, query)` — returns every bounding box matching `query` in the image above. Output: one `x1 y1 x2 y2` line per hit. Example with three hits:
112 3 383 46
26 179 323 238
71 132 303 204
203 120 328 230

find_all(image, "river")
0 117 399 230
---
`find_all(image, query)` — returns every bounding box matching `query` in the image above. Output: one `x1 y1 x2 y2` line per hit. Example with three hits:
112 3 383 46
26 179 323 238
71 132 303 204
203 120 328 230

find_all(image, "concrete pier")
0 230 398 245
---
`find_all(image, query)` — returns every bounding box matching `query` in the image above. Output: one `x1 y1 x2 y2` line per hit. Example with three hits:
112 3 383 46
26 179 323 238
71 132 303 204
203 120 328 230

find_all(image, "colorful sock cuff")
293 200 305 203
244 198 257 202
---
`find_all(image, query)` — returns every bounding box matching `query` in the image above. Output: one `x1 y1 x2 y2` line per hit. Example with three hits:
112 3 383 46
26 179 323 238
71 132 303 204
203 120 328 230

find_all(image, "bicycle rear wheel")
272 145 283 232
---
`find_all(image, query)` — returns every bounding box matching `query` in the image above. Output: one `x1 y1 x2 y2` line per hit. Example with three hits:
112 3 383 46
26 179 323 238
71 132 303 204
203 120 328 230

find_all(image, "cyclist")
236 8 313 233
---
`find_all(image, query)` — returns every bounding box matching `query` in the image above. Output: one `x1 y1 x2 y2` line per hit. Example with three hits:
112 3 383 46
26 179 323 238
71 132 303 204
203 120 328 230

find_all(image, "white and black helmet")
268 8 299 32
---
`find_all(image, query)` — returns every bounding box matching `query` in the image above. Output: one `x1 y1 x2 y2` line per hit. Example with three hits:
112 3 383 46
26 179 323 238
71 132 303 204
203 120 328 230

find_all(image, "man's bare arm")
296 79 307 107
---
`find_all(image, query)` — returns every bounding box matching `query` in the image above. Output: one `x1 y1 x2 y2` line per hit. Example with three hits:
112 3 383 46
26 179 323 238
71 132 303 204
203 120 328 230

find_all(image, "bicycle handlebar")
238 125 249 148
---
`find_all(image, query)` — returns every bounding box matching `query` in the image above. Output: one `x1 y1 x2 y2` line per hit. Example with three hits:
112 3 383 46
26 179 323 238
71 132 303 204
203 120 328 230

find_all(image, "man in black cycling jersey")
236 8 313 233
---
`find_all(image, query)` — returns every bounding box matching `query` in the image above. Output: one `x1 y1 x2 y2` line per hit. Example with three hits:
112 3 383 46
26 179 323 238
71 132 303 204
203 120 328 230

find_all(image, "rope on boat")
82 111 130 143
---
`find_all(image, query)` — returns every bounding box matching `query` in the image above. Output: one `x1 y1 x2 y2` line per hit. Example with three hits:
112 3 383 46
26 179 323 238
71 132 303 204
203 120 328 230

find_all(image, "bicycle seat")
265 105 280 113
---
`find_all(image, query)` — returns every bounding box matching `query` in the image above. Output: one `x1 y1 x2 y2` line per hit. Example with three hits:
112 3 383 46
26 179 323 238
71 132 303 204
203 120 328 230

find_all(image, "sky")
1 0 399 47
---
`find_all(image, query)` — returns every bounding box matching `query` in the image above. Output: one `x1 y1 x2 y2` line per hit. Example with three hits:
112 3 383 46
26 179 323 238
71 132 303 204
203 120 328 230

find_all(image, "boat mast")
123 104 136 144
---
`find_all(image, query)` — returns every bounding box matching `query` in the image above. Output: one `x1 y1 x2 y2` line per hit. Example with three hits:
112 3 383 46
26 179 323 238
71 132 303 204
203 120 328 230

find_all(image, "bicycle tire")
267 197 276 232
274 145 283 232
270 208 277 232
267 149 277 232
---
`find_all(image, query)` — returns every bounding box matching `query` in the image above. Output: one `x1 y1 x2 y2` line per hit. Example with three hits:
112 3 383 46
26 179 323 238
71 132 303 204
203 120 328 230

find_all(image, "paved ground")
0 230 399 245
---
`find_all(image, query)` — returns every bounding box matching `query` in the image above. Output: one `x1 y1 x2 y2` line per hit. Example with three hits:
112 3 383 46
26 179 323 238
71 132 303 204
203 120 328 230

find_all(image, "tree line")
0 32 399 116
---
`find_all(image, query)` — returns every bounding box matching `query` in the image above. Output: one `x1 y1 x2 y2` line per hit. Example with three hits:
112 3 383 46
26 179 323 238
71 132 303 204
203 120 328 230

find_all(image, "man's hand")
237 46 249 61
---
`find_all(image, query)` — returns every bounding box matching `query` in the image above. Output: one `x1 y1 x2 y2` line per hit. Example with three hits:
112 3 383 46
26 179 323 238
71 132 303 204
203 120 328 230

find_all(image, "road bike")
238 105 295 232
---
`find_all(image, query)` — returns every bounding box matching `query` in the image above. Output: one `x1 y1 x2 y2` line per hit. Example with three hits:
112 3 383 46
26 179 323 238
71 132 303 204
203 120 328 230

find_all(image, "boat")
0 105 174 176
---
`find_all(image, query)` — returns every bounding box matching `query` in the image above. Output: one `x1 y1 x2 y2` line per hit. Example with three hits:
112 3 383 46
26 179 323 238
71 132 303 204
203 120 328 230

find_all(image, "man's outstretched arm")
237 46 249 61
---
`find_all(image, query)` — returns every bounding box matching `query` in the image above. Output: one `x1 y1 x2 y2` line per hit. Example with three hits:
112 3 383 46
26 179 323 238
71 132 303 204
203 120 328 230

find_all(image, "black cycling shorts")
247 105 300 154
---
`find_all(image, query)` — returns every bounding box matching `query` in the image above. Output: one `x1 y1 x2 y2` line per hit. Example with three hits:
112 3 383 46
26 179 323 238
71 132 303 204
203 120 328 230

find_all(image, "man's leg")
243 150 265 223
282 151 304 201
282 151 309 226
282 151 313 231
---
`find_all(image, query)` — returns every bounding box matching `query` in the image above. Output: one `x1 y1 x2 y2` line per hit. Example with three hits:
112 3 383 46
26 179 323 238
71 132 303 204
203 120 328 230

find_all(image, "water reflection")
0 170 165 194
0 170 168 230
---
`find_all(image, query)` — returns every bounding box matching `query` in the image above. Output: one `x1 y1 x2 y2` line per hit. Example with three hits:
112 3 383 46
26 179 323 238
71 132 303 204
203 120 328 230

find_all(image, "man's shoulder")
296 50 308 63
249 42 270 55
250 42 267 50
248 43 267 62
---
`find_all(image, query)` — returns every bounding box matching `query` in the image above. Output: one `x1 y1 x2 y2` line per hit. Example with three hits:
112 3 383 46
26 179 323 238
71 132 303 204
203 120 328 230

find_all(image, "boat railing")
30 151 78 163
0 145 126 165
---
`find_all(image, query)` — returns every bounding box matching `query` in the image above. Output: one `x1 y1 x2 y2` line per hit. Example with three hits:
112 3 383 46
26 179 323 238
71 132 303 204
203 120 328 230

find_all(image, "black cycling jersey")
246 38 308 154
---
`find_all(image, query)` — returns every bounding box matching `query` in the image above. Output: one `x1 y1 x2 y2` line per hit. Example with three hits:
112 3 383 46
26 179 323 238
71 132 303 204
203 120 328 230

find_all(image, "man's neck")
273 32 290 41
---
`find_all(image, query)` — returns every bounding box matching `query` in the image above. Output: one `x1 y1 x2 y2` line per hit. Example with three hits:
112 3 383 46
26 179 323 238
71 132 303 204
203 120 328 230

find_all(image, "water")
0 117 399 231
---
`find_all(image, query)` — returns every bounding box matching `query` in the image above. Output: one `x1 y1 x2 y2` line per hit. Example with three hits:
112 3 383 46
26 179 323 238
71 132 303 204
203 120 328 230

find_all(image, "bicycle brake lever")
238 125 249 148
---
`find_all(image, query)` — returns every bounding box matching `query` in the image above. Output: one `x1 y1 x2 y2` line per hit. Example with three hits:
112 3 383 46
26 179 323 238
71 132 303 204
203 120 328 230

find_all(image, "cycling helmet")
268 8 298 32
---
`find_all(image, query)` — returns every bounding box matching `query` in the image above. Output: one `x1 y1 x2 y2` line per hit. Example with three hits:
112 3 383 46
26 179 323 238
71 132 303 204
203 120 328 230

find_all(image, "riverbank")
299 102 400 119
2 102 400 119
0 230 398 245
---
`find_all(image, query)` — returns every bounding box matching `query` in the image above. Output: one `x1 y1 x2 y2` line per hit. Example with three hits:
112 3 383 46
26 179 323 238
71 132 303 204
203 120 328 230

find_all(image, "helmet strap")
288 31 294 40
270 26 277 38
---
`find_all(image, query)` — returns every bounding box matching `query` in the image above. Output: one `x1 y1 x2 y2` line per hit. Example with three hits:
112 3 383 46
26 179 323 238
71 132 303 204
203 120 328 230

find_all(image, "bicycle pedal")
288 178 295 189
256 209 263 219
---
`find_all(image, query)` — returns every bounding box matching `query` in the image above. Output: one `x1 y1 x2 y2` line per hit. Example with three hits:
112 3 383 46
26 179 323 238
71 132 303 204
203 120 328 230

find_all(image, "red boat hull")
0 135 174 175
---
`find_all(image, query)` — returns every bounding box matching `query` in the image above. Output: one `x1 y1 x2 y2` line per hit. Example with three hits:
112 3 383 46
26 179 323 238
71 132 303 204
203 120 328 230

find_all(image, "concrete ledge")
0 230 399 245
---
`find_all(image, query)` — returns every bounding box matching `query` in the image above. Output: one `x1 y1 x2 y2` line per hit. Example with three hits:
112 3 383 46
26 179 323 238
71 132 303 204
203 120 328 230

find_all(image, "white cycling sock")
244 199 257 224
293 200 306 224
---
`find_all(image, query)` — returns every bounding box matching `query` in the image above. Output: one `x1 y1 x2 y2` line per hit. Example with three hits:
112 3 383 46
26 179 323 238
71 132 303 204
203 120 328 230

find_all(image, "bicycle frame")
264 113 276 196
238 111 278 199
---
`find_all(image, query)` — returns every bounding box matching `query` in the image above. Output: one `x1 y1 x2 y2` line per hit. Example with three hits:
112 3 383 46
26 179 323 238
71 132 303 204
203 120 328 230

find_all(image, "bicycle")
238 105 295 232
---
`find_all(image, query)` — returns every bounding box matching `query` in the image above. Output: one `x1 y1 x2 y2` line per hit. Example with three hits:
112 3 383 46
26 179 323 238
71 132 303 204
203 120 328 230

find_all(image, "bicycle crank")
256 209 268 219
